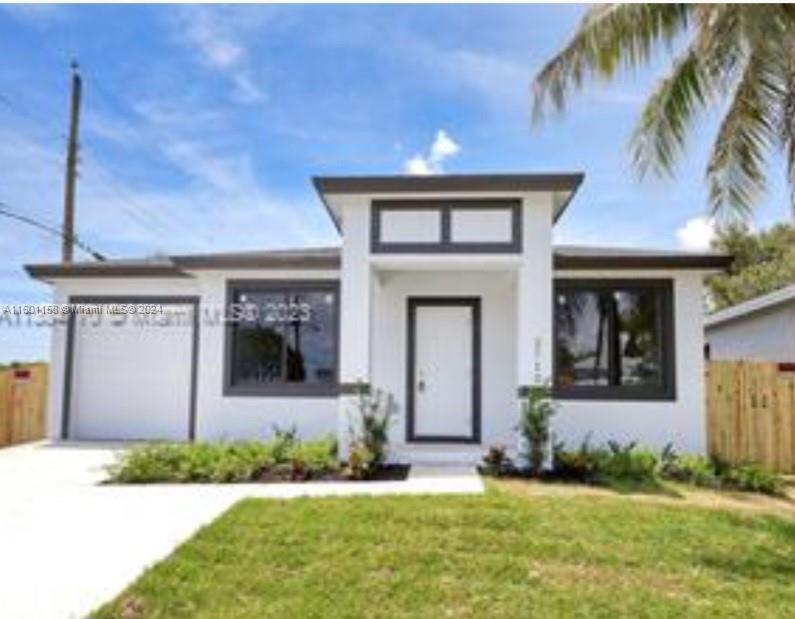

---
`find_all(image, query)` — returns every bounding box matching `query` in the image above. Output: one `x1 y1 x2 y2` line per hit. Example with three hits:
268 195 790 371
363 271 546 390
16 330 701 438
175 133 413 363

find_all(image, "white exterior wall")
705 304 795 362
517 193 554 388
45 271 341 442
552 269 708 454
191 269 340 441
370 270 517 450
334 195 374 455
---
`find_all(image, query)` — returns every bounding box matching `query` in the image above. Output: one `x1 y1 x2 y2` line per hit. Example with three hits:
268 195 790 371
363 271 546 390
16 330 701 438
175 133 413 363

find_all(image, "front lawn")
93 482 795 619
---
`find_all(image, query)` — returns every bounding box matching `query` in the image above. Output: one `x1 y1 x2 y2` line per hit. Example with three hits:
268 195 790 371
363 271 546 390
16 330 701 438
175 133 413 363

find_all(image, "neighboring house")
705 284 795 362
25 173 731 462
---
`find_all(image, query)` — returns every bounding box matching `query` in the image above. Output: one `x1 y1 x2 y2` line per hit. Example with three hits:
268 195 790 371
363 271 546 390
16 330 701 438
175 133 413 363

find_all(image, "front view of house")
26 173 731 462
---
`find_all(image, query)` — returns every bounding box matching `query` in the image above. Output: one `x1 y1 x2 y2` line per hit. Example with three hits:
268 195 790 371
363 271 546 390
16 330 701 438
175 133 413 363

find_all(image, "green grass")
92 482 795 619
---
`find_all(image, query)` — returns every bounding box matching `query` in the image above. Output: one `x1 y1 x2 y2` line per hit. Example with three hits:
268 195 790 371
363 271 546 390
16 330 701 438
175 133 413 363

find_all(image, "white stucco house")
25 173 731 462
705 284 795 362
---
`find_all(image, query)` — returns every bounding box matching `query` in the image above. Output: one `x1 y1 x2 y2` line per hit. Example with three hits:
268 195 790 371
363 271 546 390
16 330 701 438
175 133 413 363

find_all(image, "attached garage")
64 297 199 441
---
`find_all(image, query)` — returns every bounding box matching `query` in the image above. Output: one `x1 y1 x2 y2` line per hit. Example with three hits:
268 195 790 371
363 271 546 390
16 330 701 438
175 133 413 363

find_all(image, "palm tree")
532 4 795 220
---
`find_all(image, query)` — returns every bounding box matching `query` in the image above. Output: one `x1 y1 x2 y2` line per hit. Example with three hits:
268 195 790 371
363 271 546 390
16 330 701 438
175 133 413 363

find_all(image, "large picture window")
554 279 675 400
225 281 339 396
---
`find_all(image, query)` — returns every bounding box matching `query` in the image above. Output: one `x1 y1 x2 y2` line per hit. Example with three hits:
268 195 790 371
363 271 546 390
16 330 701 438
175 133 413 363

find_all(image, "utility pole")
61 60 81 263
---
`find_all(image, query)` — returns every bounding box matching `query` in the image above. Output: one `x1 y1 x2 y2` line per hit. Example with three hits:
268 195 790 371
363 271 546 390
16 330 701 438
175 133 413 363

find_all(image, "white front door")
409 299 480 442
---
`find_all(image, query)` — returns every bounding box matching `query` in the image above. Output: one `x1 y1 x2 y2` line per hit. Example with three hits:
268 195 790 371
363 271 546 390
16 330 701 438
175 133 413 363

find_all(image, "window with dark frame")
554 280 675 400
225 282 339 396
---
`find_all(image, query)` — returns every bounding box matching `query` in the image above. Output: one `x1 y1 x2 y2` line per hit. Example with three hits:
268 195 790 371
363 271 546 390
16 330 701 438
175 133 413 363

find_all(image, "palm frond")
706 47 784 219
532 4 690 121
629 47 711 178
629 5 746 178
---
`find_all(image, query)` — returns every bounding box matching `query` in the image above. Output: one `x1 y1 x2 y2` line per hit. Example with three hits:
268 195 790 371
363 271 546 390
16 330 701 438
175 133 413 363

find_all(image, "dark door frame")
406 297 481 444
62 295 201 441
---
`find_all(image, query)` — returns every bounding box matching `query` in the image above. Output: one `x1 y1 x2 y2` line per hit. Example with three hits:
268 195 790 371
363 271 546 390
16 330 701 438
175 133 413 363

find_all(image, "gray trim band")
62 295 201 441
172 253 340 270
314 173 584 194
554 254 732 270
339 382 371 395
26 264 189 279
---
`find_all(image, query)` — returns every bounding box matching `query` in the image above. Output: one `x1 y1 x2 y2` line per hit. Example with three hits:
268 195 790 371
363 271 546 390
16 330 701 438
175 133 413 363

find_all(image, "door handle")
417 370 426 393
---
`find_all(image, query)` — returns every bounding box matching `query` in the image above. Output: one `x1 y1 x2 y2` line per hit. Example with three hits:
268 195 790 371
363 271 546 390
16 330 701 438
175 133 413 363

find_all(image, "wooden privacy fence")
0 363 48 448
707 361 795 473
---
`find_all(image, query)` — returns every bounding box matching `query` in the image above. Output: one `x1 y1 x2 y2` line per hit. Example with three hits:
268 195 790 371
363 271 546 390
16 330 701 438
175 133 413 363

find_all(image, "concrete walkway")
0 441 483 619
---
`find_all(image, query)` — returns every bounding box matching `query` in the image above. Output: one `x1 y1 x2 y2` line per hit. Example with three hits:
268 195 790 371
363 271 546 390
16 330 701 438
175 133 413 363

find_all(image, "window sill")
223 384 339 398
552 388 676 402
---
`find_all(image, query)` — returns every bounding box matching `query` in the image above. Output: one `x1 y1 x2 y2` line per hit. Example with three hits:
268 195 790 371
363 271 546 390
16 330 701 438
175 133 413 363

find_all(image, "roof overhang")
313 173 585 231
705 284 795 328
25 247 342 281
24 262 188 280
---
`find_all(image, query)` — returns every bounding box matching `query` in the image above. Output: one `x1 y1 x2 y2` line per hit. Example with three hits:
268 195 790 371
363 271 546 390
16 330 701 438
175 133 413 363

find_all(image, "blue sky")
0 4 791 362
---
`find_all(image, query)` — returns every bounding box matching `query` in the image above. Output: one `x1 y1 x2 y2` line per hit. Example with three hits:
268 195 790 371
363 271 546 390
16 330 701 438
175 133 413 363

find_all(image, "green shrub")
552 439 657 484
288 438 338 479
659 445 784 495
518 385 557 476
718 462 784 495
659 446 720 488
552 437 606 482
600 441 658 482
108 444 188 483
107 438 337 484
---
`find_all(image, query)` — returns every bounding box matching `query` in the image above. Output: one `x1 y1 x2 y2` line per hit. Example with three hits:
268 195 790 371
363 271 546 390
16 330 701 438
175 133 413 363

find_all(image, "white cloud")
403 130 461 175
676 216 715 251
231 74 266 104
171 6 268 105
403 154 433 176
429 129 461 163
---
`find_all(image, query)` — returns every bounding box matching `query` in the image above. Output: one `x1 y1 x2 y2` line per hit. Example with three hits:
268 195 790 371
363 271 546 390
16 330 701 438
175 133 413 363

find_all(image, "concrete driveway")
0 441 482 619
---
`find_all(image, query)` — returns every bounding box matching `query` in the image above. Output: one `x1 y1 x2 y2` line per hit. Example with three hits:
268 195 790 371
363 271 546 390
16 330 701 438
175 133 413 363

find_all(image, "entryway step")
390 443 485 466
408 465 479 479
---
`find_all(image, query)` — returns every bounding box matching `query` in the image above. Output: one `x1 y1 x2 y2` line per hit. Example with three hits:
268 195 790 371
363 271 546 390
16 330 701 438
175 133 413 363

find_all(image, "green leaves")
630 48 710 178
532 4 795 219
707 222 795 309
532 4 689 121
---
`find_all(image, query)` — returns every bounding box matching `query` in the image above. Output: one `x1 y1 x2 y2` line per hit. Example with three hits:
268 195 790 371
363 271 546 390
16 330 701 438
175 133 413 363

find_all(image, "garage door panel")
70 304 194 441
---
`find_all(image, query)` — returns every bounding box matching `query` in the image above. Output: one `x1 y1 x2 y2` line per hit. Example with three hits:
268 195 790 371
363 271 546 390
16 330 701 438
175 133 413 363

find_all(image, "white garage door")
69 302 196 441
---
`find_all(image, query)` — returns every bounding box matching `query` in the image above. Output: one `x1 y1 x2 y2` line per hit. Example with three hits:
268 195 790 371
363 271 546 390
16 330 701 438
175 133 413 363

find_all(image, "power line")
0 202 105 261
78 142 212 247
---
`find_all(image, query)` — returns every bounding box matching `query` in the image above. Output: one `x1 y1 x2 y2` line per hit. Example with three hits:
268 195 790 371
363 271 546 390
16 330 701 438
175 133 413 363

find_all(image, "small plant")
714 459 784 495
270 424 298 461
659 445 784 495
480 444 514 477
288 438 339 480
518 385 557 476
347 384 395 472
345 440 376 481
552 437 603 482
659 444 720 488
601 441 658 482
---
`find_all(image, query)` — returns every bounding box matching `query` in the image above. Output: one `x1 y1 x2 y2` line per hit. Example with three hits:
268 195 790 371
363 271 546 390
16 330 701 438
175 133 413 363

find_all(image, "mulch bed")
254 464 411 483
